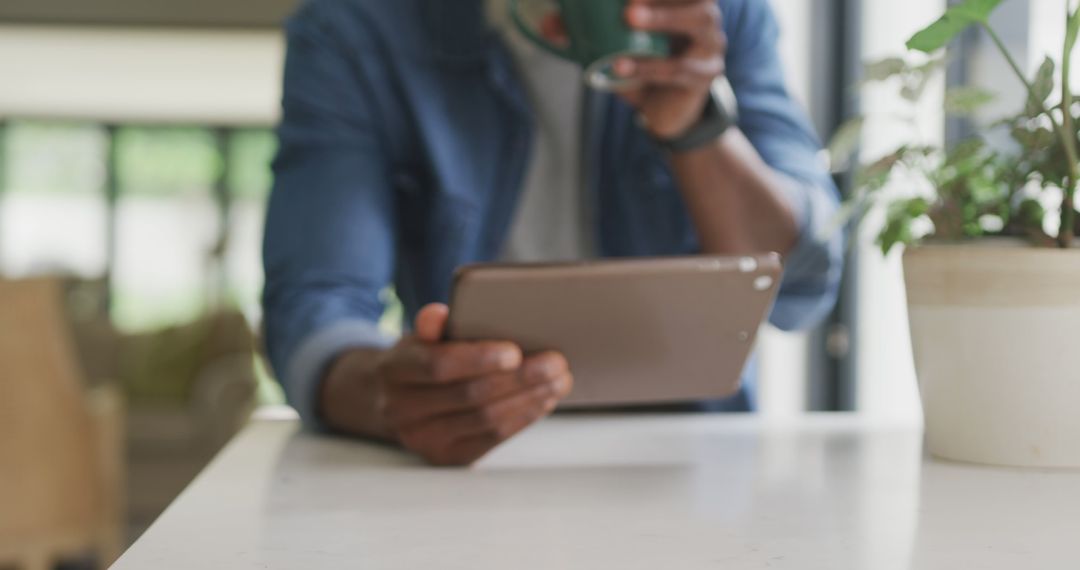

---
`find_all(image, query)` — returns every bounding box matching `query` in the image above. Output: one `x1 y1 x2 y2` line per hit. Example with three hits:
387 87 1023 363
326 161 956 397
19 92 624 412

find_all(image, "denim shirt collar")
415 0 530 111
419 0 493 62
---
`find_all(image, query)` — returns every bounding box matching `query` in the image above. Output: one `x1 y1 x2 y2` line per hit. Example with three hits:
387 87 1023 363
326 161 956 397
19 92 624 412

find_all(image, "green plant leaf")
916 57 947 74
856 148 907 190
821 191 872 243
827 117 864 169
1018 197 1047 227
1027 56 1056 116
906 0 1003 53
944 86 997 115
1012 124 1056 153
893 58 948 103
902 73 933 102
904 197 932 217
878 197 930 255
863 57 909 82
907 16 971 53
950 0 1006 20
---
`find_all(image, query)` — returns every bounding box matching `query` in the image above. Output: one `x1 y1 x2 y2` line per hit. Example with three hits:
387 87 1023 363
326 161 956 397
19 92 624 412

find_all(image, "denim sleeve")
724 0 845 332
263 2 397 429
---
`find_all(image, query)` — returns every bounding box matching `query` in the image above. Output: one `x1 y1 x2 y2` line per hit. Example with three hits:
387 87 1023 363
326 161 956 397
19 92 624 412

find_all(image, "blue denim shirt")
264 0 845 426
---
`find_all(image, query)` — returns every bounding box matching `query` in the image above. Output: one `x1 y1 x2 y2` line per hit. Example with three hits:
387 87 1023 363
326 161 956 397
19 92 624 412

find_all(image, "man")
264 0 844 466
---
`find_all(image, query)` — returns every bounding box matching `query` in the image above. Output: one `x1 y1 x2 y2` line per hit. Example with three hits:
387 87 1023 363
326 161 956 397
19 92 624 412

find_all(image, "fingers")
619 0 725 94
414 303 449 343
376 336 575 465
383 352 571 426
616 88 646 108
533 351 574 399
388 351 574 466
614 55 724 88
434 397 557 466
413 380 559 441
380 339 523 385
626 0 722 45
427 342 524 383
397 377 566 466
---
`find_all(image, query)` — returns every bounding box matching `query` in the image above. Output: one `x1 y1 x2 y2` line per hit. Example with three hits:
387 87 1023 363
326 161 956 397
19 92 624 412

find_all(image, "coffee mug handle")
510 0 573 59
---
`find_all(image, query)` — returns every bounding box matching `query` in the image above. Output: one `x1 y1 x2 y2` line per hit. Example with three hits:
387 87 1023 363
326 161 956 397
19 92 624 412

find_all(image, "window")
0 122 108 278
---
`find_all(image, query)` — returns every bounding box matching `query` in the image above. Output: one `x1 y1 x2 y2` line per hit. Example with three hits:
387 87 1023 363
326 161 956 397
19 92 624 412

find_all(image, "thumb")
414 303 450 343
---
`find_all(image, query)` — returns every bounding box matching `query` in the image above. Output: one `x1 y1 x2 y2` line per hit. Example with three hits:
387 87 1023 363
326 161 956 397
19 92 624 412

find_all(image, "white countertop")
111 414 1080 569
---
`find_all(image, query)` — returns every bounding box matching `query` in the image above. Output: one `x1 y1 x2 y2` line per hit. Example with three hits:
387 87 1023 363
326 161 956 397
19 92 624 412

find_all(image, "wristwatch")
651 77 738 153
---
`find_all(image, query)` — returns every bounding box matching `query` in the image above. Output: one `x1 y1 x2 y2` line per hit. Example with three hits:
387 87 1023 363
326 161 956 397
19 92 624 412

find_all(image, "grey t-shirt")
487 0 594 262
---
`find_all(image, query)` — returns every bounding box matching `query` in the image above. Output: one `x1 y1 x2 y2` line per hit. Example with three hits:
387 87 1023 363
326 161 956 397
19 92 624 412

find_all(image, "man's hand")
616 0 726 139
539 0 725 139
321 304 573 467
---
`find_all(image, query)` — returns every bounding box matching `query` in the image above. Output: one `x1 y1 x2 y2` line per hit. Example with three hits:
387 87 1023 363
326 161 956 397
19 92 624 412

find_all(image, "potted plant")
832 0 1080 468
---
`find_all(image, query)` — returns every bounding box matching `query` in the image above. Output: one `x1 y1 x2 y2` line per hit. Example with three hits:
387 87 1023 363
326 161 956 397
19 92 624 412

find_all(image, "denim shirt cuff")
777 176 835 284
284 319 398 431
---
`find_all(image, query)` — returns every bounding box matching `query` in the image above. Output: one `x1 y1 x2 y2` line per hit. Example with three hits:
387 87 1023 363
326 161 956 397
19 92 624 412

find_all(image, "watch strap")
654 78 738 153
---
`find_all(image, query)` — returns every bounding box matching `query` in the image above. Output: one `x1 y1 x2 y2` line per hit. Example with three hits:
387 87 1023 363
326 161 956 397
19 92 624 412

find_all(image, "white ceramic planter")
904 241 1080 468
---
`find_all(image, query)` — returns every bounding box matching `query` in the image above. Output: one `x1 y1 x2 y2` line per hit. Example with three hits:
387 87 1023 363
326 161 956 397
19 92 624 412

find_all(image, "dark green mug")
510 0 670 90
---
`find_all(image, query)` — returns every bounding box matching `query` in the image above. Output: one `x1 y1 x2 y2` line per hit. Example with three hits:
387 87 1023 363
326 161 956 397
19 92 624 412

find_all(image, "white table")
111 414 1080 569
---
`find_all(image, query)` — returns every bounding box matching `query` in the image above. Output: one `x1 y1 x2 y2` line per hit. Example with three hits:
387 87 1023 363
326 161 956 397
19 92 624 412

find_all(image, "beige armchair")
63 286 258 539
0 278 124 570
3 276 258 555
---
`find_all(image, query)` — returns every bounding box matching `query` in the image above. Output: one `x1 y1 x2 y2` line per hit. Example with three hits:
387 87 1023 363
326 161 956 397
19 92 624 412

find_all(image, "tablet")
446 254 782 407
